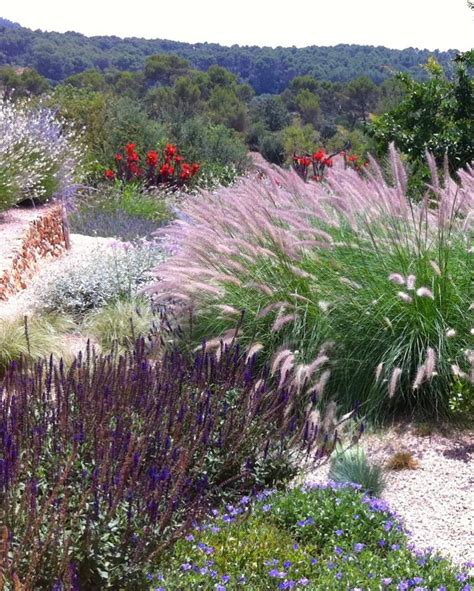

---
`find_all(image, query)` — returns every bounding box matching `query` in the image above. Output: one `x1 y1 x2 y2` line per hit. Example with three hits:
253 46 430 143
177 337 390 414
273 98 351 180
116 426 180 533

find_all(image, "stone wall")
0 205 68 301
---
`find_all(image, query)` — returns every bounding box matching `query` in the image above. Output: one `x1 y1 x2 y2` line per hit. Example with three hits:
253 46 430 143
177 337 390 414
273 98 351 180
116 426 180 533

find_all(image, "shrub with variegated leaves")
151 146 473 421
0 95 83 211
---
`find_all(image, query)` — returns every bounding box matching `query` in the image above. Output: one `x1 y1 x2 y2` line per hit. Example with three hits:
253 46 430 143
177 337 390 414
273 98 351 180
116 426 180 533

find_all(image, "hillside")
0 21 458 92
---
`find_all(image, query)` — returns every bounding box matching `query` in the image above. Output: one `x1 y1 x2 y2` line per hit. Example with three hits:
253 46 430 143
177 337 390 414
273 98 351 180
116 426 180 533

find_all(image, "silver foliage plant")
150 146 473 418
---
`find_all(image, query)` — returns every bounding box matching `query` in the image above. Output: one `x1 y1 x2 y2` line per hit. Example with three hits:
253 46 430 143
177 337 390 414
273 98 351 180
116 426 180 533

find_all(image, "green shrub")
328 446 385 496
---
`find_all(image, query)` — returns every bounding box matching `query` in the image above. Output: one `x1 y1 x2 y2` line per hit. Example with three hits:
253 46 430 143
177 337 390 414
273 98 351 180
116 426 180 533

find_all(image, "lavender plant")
0 95 83 211
0 340 350 589
151 147 473 420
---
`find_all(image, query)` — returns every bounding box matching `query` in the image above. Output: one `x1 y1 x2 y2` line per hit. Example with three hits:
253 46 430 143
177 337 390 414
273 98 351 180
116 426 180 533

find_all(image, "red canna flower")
164 143 177 159
125 143 137 156
115 153 123 161
313 149 326 162
175 155 184 164
323 158 333 167
146 150 159 167
104 169 115 180
190 163 200 175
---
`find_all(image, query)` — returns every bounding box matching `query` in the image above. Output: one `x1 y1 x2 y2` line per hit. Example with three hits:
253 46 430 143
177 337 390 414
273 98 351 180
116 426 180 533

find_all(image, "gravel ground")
301 423 474 566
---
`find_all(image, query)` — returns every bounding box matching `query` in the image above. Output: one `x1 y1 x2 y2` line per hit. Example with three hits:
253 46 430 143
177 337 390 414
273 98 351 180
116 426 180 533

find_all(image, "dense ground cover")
154 483 473 590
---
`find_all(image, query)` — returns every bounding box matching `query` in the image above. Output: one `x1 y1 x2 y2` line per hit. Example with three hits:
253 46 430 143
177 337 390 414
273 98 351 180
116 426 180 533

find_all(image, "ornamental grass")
150 147 473 421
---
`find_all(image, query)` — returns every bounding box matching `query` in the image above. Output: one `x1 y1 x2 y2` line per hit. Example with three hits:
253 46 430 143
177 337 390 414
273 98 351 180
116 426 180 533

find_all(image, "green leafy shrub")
32 240 164 315
328 446 385 496
156 484 471 590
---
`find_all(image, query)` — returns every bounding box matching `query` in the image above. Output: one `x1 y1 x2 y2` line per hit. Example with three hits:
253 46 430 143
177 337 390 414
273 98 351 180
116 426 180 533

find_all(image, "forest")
0 17 458 92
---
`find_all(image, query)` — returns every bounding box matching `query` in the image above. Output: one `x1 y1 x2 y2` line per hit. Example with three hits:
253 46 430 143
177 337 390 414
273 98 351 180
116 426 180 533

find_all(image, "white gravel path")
302 424 474 567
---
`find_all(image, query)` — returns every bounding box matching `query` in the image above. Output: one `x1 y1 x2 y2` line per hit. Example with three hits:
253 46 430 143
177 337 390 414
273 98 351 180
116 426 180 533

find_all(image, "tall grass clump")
85 297 156 353
151 147 473 421
0 314 71 376
0 95 83 211
0 340 349 588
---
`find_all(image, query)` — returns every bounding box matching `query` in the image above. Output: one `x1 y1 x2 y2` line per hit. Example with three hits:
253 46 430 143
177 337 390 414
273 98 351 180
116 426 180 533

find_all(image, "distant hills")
0 20 459 93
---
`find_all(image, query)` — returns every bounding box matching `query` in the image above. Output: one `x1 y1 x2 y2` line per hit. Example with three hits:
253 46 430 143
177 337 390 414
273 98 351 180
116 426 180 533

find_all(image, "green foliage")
368 52 474 175
259 132 285 165
144 53 190 85
156 484 470 590
0 65 49 98
85 297 156 353
171 117 249 171
0 314 71 375
328 446 385 496
281 123 320 161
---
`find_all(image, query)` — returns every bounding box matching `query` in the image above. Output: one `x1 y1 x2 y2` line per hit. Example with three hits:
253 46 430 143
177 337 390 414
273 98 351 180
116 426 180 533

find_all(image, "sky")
2 0 473 51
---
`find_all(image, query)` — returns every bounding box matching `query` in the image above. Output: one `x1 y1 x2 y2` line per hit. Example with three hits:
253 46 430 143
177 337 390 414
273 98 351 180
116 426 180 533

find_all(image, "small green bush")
328 446 385 496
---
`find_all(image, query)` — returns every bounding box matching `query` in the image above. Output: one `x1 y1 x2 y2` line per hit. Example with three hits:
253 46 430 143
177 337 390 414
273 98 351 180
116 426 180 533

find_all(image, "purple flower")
262 504 272 512
382 578 393 586
298 578 310 587
335 529 344 536
457 574 469 583
353 543 365 553
268 569 286 578
391 544 401 551
335 546 344 555
336 572 343 580
221 575 230 583
181 563 192 571
279 582 295 590
283 560 292 568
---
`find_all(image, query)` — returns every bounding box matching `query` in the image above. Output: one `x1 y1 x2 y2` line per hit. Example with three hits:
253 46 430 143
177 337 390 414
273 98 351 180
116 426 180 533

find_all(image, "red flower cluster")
293 148 367 183
293 148 336 182
105 143 200 188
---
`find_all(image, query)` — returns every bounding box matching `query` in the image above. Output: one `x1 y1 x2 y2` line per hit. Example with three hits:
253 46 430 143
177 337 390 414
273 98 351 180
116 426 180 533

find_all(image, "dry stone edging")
0 205 68 302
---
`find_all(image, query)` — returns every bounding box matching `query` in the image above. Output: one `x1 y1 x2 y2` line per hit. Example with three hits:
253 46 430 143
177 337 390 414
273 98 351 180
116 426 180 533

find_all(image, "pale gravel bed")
300 424 474 567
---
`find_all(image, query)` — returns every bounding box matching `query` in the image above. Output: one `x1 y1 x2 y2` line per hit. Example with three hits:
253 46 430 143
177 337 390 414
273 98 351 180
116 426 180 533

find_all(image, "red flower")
164 143 177 159
313 149 326 162
104 169 115 180
175 155 184 164
114 153 123 161
160 164 174 177
323 158 333 167
190 163 200 175
146 151 159 167
129 161 140 176
125 143 137 156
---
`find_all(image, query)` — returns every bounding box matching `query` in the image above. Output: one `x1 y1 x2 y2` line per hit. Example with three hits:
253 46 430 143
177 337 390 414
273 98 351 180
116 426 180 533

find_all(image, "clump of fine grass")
85 298 157 353
150 148 473 422
328 445 385 497
0 314 72 375
386 450 420 471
